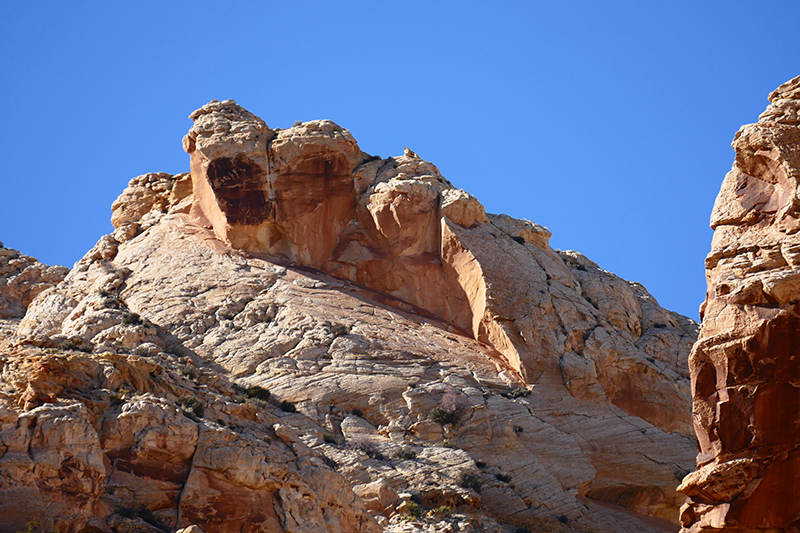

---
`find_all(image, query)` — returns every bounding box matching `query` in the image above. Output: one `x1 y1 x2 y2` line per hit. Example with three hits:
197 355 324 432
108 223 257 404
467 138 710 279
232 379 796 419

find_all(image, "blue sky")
1 2 798 320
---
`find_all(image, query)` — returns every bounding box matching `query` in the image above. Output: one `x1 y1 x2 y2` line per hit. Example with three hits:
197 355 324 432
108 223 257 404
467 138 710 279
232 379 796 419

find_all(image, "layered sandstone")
1 102 698 533
679 75 800 531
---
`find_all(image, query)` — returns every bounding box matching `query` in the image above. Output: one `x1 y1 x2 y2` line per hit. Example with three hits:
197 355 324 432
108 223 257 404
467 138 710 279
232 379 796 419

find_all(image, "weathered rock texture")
0 101 698 533
679 75 800 532
0 245 68 318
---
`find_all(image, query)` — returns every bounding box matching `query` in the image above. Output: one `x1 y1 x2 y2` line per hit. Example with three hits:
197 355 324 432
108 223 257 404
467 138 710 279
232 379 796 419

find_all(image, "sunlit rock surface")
679 75 800 532
0 101 698 533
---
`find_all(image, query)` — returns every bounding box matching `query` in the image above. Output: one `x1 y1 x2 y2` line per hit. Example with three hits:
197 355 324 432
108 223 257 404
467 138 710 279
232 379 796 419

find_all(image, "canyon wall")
679 75 800 531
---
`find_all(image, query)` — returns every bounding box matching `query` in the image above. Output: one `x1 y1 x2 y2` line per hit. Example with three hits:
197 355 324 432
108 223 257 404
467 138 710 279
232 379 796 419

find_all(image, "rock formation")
678 75 800 531
0 101 698 533
0 244 68 319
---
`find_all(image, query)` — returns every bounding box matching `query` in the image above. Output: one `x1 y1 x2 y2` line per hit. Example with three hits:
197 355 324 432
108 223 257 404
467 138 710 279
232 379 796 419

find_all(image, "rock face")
678 75 800 532
0 245 68 318
0 101 698 533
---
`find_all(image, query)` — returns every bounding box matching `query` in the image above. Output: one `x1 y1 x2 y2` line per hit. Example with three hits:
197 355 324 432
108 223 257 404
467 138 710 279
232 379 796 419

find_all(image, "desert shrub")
434 505 451 515
350 438 387 460
56 339 91 353
103 298 120 308
117 506 158 525
440 439 455 448
457 470 482 493
429 385 469 426
509 387 531 398
122 312 143 325
278 400 296 413
16 520 40 533
244 385 271 401
137 508 158 526
428 407 458 426
178 365 196 379
118 507 137 518
330 323 350 337
244 397 270 409
495 472 512 483
406 501 421 520
393 446 417 460
177 395 204 420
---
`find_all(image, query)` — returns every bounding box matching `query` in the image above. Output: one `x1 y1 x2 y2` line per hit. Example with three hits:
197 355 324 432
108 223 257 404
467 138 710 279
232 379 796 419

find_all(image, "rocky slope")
678 76 800 532
0 101 697 533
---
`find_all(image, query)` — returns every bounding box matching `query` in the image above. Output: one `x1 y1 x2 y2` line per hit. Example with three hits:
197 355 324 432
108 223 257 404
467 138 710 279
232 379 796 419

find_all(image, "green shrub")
243 397 270 409
118 507 136 518
428 407 458 426
351 438 387 460
177 395 204 420
393 446 417 460
495 472 512 483
434 506 451 516
330 323 350 337
244 385 271 401
57 340 88 353
509 387 531 398
406 501 421 519
137 508 158 526
279 400 297 413
457 470 482 493
122 312 143 325
16 520 40 533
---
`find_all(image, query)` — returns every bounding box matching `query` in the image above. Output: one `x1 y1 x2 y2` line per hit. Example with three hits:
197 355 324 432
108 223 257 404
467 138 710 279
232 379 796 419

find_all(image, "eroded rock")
680 75 800 532
1 101 700 533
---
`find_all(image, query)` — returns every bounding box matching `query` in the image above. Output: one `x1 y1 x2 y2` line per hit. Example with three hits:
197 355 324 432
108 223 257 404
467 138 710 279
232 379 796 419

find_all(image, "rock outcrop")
1 101 699 533
0 244 68 318
679 75 800 532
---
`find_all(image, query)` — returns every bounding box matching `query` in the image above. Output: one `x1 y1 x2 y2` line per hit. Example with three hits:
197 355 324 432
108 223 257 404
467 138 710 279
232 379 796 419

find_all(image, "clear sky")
1 2 798 320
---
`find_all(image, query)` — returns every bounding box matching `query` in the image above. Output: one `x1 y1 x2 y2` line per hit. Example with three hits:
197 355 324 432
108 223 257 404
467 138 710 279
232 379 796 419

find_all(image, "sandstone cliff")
678 75 800 532
1 102 697 533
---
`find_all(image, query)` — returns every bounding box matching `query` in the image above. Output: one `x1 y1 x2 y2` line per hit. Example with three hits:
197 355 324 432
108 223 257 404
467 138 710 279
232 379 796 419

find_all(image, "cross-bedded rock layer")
678 75 800 532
